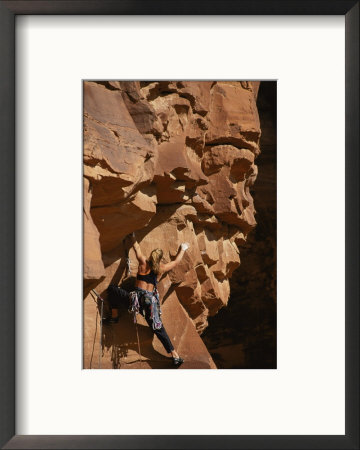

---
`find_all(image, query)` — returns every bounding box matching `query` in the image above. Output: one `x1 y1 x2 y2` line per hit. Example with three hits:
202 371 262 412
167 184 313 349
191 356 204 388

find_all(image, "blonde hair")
149 248 163 274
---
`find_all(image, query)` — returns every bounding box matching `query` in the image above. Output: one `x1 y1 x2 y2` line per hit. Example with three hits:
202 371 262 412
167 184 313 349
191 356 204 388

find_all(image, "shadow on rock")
101 312 174 369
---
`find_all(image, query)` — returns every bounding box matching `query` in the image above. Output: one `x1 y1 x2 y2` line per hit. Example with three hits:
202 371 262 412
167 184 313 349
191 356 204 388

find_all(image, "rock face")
202 82 277 368
83 81 261 369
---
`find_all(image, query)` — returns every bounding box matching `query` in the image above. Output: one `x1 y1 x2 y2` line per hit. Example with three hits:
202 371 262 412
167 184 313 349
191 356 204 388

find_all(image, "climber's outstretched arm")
161 243 190 272
128 232 146 265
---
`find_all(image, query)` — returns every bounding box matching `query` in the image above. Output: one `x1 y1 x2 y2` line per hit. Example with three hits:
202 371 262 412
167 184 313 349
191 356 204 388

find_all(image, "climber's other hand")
181 242 190 251
124 232 135 245
127 232 135 241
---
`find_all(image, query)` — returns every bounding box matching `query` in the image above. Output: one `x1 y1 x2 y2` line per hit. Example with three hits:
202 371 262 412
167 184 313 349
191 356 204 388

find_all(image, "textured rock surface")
83 81 262 369
202 82 277 368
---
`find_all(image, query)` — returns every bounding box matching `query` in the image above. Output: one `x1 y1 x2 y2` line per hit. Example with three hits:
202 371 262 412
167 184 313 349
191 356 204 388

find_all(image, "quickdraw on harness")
129 291 141 321
128 287 162 330
128 290 143 367
150 287 163 330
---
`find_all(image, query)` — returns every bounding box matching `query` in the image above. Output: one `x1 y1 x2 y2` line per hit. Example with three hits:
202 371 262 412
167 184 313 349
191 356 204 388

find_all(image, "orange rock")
83 178 105 287
83 81 261 368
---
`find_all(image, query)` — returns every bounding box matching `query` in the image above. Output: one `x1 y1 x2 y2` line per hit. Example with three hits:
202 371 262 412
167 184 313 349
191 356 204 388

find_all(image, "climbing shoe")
172 357 184 367
101 316 119 325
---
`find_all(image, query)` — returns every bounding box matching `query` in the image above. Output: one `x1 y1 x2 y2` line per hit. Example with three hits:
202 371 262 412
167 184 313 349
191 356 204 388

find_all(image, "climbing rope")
123 235 143 365
91 234 143 368
134 320 143 368
129 290 143 367
91 289 104 369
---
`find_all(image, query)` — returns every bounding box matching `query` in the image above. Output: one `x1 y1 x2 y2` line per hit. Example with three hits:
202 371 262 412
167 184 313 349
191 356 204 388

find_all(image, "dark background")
202 82 277 369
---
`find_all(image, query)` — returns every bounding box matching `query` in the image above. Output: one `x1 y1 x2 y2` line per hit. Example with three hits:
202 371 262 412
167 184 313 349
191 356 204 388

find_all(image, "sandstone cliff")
202 82 277 368
83 81 261 369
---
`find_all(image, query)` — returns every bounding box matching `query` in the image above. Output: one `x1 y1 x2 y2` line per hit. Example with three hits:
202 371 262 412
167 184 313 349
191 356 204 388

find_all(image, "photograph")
83 80 277 370
0 0 358 445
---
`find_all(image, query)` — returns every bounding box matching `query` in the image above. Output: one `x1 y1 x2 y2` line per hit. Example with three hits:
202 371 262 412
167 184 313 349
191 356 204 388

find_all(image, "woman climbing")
128 232 189 367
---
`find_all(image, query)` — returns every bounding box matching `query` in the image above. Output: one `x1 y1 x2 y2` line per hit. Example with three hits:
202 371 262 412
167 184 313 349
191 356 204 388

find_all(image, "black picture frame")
0 1 358 449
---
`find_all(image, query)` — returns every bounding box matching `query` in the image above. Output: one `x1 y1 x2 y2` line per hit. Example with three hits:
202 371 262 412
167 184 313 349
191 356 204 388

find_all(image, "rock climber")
128 232 190 367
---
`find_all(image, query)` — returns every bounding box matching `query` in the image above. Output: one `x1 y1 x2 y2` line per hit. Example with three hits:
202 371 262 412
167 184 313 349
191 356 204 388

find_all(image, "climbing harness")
91 289 104 369
147 287 163 330
129 291 140 317
128 284 162 366
130 285 162 330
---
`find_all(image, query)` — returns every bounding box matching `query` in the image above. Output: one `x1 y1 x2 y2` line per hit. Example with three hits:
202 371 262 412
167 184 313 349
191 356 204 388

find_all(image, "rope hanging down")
91 289 104 369
124 235 144 367
128 291 143 367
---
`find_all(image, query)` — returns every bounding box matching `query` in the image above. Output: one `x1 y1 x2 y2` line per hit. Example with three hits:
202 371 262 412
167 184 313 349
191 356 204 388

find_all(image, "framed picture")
82 79 277 372
1 1 358 449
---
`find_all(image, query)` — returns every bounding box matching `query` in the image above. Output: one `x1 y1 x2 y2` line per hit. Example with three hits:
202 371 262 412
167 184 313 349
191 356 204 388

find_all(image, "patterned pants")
135 287 175 354
108 284 174 353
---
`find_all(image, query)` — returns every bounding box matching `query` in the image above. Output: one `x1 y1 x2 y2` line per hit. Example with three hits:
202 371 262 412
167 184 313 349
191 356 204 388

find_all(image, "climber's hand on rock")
124 232 135 246
127 232 135 241
181 242 190 251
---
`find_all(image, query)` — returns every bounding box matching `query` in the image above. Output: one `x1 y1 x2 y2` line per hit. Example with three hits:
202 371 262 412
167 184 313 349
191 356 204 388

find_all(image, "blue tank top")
136 269 158 286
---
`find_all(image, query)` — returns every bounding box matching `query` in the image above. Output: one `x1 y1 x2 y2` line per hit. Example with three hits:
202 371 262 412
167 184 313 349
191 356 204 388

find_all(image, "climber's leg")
138 294 174 354
137 289 180 359
107 285 129 308
105 285 130 321
144 316 175 354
